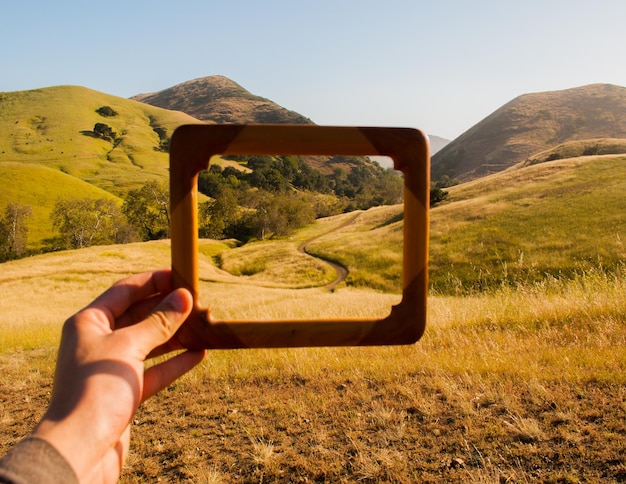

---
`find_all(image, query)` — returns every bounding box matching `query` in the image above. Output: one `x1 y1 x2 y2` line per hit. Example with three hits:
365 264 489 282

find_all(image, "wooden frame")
169 124 429 349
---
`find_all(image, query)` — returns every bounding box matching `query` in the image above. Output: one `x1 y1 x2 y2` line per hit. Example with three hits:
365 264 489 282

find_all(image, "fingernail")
168 289 188 312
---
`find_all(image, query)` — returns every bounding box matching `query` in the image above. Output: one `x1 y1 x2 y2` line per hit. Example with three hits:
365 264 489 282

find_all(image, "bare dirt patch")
1 349 625 483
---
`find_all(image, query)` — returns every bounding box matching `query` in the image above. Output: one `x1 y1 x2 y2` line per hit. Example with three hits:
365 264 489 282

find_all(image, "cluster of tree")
0 155 406 260
51 198 137 250
195 155 403 240
198 186 316 241
93 123 117 142
430 185 449 207
84 106 119 142
0 203 32 261
121 179 317 242
95 106 118 117
46 182 171 250
201 155 402 205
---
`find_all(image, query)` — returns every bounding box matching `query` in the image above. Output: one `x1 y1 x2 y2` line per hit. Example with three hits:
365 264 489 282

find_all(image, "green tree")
430 179 453 207
275 193 316 235
0 203 33 260
93 123 116 141
96 106 118 117
51 198 124 249
244 191 315 240
305 192 346 218
199 185 239 239
198 167 224 199
430 186 449 206
122 180 170 240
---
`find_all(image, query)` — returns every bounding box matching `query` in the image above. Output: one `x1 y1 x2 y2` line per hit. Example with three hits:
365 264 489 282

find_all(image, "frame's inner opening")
195 153 403 321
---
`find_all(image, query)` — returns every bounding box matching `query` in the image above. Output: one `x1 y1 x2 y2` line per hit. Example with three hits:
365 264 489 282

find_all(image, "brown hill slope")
132 76 392 176
132 75 312 125
431 83 626 181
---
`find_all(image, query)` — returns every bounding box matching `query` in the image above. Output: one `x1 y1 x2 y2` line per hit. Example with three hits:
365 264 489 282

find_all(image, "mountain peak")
432 83 626 181
131 75 312 125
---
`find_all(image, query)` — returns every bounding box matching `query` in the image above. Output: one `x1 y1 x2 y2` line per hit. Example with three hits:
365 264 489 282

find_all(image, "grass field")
0 85 199 192
430 154 626 292
1 154 626 481
0 85 201 248
0 162 121 249
0 243 624 482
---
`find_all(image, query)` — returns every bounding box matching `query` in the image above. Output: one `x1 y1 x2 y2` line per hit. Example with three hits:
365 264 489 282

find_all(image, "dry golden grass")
430 155 626 292
305 205 404 292
216 240 334 288
1 233 625 481
0 241 172 350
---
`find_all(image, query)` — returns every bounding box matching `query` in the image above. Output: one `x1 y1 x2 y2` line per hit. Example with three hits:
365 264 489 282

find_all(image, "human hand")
32 270 206 483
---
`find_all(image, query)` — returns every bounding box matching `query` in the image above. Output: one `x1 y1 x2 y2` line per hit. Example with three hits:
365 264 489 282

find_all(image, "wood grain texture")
169 124 429 349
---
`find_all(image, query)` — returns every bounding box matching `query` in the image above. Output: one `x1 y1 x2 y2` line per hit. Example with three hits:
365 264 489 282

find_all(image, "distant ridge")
428 134 449 155
432 83 626 181
132 75 313 125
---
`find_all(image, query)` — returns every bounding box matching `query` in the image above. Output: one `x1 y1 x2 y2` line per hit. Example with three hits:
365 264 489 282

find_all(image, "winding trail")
298 212 361 291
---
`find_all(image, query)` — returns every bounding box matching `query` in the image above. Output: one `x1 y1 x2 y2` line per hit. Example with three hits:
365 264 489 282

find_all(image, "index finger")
89 270 173 320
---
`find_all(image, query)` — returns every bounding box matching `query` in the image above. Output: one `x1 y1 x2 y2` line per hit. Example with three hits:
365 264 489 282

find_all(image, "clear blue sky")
2 0 626 140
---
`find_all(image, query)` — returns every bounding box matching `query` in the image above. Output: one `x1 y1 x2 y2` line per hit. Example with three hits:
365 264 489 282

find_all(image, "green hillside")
0 85 204 249
1 150 625 296
193 152 626 295
429 154 626 292
0 163 120 249
0 85 201 195
265 153 626 295
0 85 401 252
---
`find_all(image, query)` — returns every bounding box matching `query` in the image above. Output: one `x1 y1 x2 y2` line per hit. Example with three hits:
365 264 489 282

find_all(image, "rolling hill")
0 83 399 251
0 85 205 249
0 85 201 195
3 79 626 257
431 83 626 181
132 75 313 125
429 152 626 292
2 149 625 295
131 75 388 176
0 162 120 249
297 150 626 294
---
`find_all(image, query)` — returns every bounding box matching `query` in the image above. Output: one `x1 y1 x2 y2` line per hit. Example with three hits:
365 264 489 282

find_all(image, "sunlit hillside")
0 85 201 195
432 83 626 181
1 203 625 482
430 153 626 292
289 152 626 295
0 163 120 249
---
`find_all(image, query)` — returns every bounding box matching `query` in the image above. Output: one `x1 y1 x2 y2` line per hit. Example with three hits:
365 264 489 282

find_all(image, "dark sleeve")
0 437 78 484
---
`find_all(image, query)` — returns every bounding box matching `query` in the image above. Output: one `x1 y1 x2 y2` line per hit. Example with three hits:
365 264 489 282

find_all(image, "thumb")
127 288 194 356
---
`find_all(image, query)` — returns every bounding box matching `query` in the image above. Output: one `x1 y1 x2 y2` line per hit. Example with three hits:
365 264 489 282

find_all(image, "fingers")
114 294 167 330
90 270 173 320
142 349 206 402
121 287 194 357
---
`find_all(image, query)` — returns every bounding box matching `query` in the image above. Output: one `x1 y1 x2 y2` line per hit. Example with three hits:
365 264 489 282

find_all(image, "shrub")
96 106 118 117
93 123 116 142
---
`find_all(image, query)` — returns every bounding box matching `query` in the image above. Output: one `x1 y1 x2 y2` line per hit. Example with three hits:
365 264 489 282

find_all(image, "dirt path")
298 212 361 291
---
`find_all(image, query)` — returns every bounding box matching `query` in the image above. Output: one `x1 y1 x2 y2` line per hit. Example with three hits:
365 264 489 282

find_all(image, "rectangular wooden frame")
170 124 429 349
